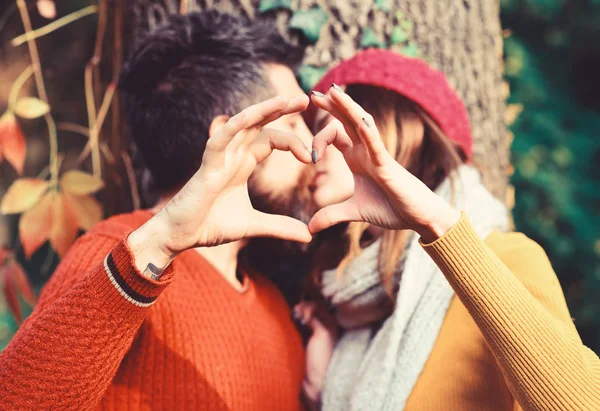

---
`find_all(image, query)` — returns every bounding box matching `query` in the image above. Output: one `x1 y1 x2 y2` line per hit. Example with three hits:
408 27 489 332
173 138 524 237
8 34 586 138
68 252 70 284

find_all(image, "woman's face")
310 113 355 208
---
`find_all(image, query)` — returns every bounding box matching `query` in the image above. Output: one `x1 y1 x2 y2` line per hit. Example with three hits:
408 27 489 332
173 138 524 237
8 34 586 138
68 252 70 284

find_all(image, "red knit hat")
304 49 473 158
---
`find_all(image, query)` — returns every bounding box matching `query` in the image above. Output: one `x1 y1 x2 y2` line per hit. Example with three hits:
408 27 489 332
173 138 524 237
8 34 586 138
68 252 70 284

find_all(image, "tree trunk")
123 0 509 200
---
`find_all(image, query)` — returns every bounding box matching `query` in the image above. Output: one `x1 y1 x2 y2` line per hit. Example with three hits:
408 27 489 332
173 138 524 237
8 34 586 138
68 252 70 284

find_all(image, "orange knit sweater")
0 211 305 410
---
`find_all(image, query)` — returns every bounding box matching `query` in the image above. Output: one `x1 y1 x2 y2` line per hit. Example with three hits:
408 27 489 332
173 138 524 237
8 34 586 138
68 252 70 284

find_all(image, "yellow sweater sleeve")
420 213 600 411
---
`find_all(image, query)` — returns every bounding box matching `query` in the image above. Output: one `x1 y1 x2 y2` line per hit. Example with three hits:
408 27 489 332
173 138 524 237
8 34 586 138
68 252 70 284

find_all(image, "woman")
296 49 600 410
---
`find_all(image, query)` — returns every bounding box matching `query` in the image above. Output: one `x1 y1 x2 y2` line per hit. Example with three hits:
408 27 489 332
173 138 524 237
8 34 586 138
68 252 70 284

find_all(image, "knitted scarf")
320 166 509 410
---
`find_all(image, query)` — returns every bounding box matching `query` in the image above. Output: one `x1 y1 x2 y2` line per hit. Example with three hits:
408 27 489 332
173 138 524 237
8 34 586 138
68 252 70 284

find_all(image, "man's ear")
209 115 230 138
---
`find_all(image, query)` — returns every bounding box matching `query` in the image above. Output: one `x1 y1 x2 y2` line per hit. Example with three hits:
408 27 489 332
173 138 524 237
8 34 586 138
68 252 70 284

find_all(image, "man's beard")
241 166 319 303
246 165 318 256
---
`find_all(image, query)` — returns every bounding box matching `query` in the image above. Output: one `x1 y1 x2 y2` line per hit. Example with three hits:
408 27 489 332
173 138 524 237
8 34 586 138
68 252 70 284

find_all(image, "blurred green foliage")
502 0 600 352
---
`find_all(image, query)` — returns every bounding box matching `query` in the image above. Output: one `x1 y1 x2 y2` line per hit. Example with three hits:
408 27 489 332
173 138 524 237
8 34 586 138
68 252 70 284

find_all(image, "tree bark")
124 0 509 200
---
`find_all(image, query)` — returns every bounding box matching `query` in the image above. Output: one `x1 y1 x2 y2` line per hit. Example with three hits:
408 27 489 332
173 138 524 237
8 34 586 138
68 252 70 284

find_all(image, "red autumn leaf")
2 265 22 323
6 259 36 306
0 112 27 175
49 192 79 257
1 178 49 214
63 192 103 231
19 191 54 258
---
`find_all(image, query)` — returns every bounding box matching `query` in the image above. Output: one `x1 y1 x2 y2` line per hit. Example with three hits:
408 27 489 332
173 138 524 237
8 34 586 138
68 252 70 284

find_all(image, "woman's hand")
128 96 313 272
294 301 339 411
309 87 461 242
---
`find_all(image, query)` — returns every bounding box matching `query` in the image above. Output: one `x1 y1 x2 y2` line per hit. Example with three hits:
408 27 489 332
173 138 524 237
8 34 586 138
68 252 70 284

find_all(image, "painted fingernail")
311 148 318 164
311 90 325 98
292 309 301 320
362 117 372 128
331 83 344 93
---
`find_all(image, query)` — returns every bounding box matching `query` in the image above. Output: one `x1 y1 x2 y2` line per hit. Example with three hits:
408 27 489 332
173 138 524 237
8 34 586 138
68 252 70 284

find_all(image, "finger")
311 91 361 145
293 301 317 326
231 95 310 152
296 302 327 332
311 119 353 163
328 87 388 164
247 211 312 243
308 200 359 234
250 128 312 164
209 96 292 152
259 94 310 127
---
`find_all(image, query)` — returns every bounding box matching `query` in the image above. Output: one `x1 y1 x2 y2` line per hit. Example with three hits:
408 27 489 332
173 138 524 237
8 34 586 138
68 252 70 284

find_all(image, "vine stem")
89 83 115 179
85 0 108 178
16 0 58 185
7 65 34 110
11 5 97 46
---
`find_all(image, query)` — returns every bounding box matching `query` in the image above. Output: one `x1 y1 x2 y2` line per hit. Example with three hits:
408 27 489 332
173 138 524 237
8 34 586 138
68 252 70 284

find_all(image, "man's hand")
128 95 313 275
309 87 461 243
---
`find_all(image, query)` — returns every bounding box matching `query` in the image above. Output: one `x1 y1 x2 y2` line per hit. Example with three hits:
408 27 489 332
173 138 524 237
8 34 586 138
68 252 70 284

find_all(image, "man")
0 11 316 410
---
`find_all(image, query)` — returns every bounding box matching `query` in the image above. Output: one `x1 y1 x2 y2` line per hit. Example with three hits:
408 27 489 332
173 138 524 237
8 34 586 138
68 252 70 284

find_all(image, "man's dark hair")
119 10 304 193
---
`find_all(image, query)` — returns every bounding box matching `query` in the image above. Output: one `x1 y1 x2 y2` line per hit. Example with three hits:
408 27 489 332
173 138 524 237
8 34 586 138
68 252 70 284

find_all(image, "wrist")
127 215 177 276
417 204 462 244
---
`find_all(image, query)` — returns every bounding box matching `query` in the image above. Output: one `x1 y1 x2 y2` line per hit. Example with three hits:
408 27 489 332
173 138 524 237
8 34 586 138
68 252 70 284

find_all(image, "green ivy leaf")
401 42 419 57
360 27 385 49
390 26 409 45
289 7 328 43
374 0 391 12
297 65 328 93
258 0 293 13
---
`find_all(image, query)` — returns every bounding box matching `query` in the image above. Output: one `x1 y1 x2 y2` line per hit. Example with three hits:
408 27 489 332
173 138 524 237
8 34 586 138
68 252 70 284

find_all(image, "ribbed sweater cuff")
419 212 493 290
418 212 497 299
102 238 175 308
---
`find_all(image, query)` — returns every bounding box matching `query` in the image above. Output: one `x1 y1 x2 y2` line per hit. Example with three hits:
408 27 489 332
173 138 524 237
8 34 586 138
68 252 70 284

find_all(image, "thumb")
246 211 312 243
308 199 359 234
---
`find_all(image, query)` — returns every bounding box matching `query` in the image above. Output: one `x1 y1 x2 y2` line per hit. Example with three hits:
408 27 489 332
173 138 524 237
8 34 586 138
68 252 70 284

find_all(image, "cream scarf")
320 166 509 410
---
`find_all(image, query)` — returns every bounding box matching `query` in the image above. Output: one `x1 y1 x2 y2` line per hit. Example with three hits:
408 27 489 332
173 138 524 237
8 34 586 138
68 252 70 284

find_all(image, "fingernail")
311 148 318 164
362 117 372 128
311 90 325 98
292 309 301 320
331 83 344 93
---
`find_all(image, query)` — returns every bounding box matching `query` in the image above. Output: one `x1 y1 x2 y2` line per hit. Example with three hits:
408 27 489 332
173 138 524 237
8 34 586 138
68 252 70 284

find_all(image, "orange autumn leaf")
1 178 49 214
63 192 103 230
2 264 22 323
0 249 34 324
19 190 54 258
0 112 27 175
6 258 36 306
1 254 35 324
49 191 79 257
60 170 104 196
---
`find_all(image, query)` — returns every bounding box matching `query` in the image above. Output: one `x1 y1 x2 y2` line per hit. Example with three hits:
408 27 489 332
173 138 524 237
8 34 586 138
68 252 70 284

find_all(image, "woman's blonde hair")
313 84 468 296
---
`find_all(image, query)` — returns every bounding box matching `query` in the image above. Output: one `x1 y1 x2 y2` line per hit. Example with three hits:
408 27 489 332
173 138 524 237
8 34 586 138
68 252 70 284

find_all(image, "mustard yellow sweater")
405 214 600 410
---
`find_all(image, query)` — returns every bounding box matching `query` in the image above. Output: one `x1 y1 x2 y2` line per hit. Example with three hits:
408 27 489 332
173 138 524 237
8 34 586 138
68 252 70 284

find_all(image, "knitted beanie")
304 49 473 158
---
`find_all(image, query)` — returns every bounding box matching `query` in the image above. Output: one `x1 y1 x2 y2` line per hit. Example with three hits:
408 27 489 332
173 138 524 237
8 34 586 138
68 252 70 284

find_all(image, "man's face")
247 64 316 226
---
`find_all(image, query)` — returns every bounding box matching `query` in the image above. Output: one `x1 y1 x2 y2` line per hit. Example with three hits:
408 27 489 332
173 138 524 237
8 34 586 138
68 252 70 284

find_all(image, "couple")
0 10 598 411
